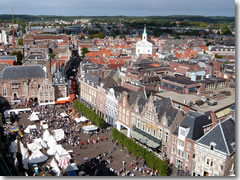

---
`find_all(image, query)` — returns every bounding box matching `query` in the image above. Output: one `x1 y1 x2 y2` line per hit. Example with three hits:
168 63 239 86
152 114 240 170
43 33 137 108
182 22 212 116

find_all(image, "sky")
0 0 235 16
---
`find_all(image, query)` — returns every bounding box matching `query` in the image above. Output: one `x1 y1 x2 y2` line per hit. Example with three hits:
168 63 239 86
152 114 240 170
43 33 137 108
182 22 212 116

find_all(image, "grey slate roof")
136 94 147 113
0 56 17 61
84 73 100 85
153 98 178 127
197 117 235 155
173 111 211 140
134 58 153 65
102 76 118 89
0 65 45 80
0 63 9 72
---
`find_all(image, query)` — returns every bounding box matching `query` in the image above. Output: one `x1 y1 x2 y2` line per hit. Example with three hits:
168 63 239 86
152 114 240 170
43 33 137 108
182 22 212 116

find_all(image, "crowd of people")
2 103 161 176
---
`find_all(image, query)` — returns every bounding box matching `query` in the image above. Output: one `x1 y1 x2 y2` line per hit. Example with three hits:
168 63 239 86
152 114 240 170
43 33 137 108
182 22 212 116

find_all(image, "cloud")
0 0 235 16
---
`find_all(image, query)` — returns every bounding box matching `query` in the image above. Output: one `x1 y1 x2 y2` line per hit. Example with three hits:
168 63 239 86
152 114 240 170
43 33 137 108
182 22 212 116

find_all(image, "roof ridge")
219 120 230 155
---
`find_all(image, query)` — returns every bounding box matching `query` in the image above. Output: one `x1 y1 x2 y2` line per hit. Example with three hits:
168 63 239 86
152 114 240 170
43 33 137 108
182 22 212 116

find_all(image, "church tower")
136 24 152 57
142 24 147 41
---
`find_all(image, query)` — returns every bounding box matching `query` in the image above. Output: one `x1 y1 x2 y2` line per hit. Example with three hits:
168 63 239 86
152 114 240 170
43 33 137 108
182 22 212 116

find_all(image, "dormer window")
210 142 216 150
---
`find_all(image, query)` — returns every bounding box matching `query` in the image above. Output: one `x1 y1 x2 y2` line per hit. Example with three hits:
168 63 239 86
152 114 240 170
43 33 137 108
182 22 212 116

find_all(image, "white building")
136 25 152 57
0 30 8 45
193 117 235 176
105 88 118 128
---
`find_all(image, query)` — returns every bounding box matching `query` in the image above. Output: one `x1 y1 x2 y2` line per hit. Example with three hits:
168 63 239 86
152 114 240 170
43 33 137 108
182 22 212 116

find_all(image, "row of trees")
112 128 168 176
73 100 104 128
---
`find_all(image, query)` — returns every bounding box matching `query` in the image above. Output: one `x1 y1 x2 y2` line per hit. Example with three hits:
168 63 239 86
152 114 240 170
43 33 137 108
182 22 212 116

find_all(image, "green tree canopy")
11 51 23 65
17 38 24 46
50 53 56 59
81 47 89 57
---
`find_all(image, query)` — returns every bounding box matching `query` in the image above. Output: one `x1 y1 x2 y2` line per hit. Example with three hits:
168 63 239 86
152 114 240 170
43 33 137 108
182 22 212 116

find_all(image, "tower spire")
142 24 147 41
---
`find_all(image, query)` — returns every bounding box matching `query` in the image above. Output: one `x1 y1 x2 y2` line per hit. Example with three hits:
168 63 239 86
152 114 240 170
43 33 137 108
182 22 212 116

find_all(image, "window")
210 145 214 150
32 88 35 96
2 88 7 97
172 147 176 154
193 154 195 159
206 159 210 165
180 128 185 136
172 137 175 144
152 130 156 137
158 128 162 139
211 161 213 167
187 143 191 151
165 132 169 143
186 152 190 161
177 149 180 157
147 127 151 134
119 113 122 120
132 117 135 126
178 140 184 147
142 122 145 131
137 119 140 128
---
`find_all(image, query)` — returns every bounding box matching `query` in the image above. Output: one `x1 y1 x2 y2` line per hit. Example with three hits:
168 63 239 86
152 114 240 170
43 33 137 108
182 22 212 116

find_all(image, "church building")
136 25 153 57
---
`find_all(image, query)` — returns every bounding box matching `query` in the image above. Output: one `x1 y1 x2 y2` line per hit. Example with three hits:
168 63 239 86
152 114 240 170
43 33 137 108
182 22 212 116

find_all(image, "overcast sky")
0 0 235 16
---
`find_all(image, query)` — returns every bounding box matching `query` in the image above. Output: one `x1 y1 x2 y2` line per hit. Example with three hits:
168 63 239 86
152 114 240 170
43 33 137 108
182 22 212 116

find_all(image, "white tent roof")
60 112 69 117
24 125 37 134
83 125 98 131
27 142 42 152
43 129 51 142
55 145 71 161
75 116 88 123
47 135 57 148
28 150 48 164
50 158 61 176
53 129 65 141
34 138 48 149
47 147 57 156
42 124 48 129
29 112 39 121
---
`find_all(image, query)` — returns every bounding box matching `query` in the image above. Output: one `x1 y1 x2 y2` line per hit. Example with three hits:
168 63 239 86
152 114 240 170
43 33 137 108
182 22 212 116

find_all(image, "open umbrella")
58 156 70 169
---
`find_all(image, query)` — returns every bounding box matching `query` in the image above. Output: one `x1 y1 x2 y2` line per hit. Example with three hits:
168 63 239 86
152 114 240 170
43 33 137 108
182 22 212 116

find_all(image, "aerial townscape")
0 2 236 177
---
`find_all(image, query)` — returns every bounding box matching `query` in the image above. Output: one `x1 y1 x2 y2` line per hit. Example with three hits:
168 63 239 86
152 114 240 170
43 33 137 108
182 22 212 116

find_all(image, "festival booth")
28 150 48 164
47 135 57 149
43 130 51 142
56 97 71 104
74 116 88 123
55 145 71 163
49 158 61 176
27 142 42 152
29 112 40 121
60 112 69 118
34 138 48 149
82 125 98 134
53 129 65 142
24 125 37 134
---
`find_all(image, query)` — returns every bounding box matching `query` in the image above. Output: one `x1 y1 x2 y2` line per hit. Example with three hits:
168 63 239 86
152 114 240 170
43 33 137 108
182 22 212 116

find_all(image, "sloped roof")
174 111 211 140
153 98 178 127
0 65 45 80
197 117 235 155
84 73 100 85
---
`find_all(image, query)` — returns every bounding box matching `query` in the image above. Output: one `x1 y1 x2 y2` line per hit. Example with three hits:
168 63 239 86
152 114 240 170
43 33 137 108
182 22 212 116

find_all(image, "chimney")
210 111 218 128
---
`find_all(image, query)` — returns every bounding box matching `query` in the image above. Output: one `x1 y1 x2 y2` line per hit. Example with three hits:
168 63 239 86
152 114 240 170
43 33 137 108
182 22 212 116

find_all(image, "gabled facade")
193 117 235 176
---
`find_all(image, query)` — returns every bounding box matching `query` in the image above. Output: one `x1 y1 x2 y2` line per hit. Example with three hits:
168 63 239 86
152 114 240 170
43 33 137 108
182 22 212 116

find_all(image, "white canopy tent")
27 142 42 152
24 125 37 134
43 129 51 142
60 112 69 117
29 112 39 121
83 125 98 132
53 129 65 142
75 116 88 123
47 135 57 148
55 145 71 162
49 158 61 176
28 150 48 164
34 138 48 149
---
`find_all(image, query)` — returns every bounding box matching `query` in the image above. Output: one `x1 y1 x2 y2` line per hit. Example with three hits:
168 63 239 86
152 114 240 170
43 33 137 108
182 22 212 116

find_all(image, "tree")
17 38 24 46
81 47 89 57
50 53 56 59
11 51 23 65
221 25 232 35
